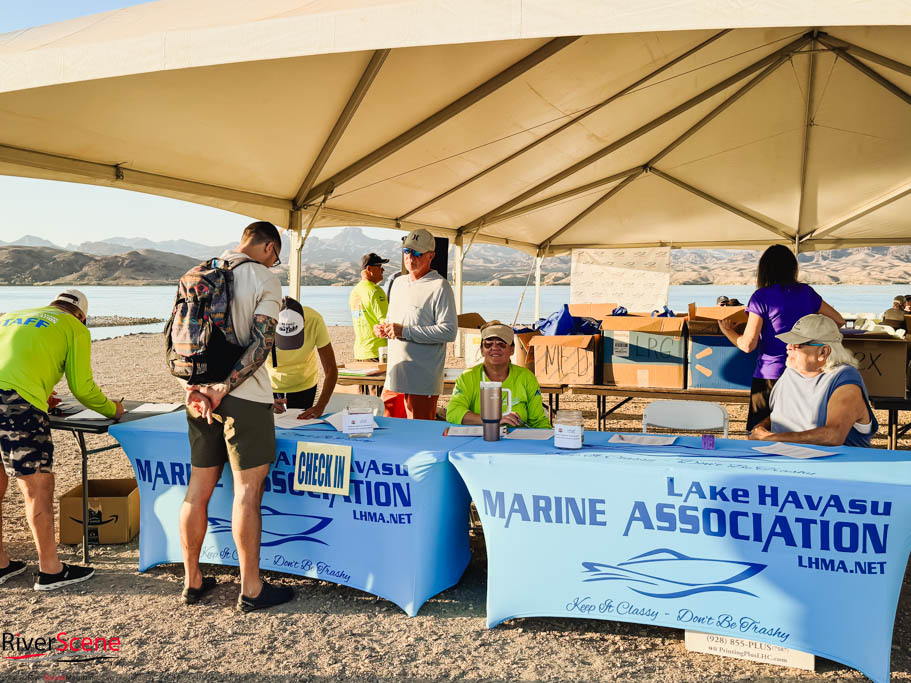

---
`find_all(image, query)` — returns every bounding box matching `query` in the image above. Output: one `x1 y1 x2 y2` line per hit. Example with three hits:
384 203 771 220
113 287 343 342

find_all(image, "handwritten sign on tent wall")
570 247 671 312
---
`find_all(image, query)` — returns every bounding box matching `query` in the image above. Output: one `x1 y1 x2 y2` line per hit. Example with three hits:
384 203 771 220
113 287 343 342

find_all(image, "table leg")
890 409 898 451
75 432 90 564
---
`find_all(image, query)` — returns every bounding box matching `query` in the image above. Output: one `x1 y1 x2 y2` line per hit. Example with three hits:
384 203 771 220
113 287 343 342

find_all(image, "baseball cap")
53 289 88 317
276 297 306 350
480 320 515 346
401 229 436 254
361 252 389 270
775 314 843 345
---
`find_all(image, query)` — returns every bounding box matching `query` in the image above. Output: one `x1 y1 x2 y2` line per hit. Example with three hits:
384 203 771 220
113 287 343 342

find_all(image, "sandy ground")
0 328 908 682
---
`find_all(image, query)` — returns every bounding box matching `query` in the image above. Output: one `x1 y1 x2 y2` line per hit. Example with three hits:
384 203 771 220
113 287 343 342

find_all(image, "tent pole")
534 252 542 321
454 235 464 356
288 210 304 300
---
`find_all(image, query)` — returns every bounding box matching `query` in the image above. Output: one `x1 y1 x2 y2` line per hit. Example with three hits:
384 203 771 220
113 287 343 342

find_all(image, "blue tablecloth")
110 412 474 616
449 432 911 683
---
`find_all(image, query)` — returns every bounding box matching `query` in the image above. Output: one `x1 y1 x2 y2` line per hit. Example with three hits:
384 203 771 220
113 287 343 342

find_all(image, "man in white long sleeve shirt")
374 229 457 420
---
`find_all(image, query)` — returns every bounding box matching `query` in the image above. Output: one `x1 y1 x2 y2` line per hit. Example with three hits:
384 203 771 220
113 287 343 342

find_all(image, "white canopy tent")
1 0 910 315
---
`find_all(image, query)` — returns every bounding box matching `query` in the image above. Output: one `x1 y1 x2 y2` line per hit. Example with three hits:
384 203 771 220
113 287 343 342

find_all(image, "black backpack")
164 256 253 384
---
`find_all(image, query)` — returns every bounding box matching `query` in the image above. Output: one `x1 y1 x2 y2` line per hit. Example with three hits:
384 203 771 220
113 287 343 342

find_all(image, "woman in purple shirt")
719 245 845 430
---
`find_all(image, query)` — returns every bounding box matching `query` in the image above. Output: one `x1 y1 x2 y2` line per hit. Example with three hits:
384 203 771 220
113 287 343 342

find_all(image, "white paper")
444 425 483 436
324 411 378 432
752 443 836 459
273 410 325 429
65 408 112 420
131 402 184 413
505 429 554 440
570 247 670 311
609 433 678 446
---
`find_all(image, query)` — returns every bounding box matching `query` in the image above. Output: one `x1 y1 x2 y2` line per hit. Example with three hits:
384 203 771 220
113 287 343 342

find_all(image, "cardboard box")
601 316 687 389
530 335 601 384
843 335 910 398
514 330 542 371
688 335 757 391
458 312 486 366
568 303 618 319
686 303 748 335
59 478 139 545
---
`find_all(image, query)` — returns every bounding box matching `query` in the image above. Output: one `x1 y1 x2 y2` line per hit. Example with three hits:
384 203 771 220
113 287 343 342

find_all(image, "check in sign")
293 442 352 495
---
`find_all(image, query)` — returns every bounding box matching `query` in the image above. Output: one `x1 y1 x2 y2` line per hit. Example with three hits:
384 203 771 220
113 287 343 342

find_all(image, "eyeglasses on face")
482 339 509 349
402 247 423 257
270 242 282 267
791 342 825 348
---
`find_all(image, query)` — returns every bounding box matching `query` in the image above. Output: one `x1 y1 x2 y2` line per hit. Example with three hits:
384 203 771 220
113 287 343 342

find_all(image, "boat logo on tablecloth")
581 548 767 598
207 505 332 547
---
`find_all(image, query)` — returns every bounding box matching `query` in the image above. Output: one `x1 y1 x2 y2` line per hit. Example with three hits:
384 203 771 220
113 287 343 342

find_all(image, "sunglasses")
270 242 282 267
402 247 423 257
482 339 510 349
791 342 825 348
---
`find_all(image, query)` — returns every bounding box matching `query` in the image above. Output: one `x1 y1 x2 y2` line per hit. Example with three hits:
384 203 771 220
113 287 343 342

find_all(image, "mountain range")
1 229 909 286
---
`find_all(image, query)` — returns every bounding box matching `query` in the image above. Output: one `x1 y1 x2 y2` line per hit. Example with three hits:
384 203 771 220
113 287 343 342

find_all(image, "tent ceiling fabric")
1 1 910 255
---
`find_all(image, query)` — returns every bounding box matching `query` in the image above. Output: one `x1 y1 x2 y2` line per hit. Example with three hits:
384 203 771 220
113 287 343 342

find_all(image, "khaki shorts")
187 394 276 471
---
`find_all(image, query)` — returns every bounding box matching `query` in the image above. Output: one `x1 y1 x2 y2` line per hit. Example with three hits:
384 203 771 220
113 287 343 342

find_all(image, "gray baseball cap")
401 229 436 254
776 314 842 345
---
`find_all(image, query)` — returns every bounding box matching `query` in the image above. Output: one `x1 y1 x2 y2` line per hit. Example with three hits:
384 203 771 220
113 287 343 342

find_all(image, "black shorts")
0 389 54 476
747 377 777 431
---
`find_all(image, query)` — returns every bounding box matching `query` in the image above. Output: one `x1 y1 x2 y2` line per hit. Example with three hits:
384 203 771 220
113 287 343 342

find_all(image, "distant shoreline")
0 312 163 328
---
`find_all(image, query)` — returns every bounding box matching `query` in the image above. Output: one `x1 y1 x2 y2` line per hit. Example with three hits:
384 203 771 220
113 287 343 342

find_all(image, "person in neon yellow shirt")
349 252 390 360
0 289 123 590
446 321 551 428
267 297 338 419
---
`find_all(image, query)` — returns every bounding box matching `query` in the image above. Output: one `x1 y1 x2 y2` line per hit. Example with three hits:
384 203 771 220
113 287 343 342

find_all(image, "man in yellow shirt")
446 321 551 429
267 297 338 419
0 289 123 590
349 252 390 361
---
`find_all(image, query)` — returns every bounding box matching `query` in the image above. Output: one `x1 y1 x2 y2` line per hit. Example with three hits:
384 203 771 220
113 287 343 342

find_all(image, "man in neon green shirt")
446 321 551 428
349 252 390 360
0 289 123 590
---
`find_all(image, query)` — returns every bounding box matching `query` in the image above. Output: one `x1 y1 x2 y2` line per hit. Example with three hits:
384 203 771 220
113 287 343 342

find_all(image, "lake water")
1 284 907 340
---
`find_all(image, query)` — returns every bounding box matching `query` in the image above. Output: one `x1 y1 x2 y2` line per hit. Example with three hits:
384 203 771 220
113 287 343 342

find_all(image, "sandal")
182 576 217 605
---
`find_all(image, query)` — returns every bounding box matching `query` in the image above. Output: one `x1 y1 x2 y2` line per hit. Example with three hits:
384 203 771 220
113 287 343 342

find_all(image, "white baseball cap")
53 289 88 317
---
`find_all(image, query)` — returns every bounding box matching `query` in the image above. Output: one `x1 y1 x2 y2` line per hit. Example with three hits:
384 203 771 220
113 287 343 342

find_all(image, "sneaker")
0 560 27 585
237 580 294 613
33 563 95 591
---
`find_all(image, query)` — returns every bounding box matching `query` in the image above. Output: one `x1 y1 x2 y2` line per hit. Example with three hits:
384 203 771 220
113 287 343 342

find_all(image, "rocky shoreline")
86 315 164 328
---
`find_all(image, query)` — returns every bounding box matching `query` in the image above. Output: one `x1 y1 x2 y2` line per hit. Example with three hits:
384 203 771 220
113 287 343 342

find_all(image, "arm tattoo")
222 314 276 393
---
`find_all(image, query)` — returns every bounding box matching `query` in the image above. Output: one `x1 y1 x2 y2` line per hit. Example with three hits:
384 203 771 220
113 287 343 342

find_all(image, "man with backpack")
171 221 293 612
0 289 124 590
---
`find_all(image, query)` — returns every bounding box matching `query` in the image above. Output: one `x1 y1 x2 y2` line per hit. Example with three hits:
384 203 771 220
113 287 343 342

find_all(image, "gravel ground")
0 330 907 682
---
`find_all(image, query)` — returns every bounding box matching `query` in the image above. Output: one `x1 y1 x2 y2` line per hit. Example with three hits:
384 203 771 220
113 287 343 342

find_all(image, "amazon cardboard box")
59 478 139 545
530 335 601 385
601 316 687 389
843 334 909 398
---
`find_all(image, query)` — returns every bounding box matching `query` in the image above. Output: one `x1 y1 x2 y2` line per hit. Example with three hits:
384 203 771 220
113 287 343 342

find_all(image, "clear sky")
0 1 370 247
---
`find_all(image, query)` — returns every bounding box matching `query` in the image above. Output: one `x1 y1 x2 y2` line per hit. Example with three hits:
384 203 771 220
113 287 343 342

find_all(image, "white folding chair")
642 399 729 437
323 392 385 416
